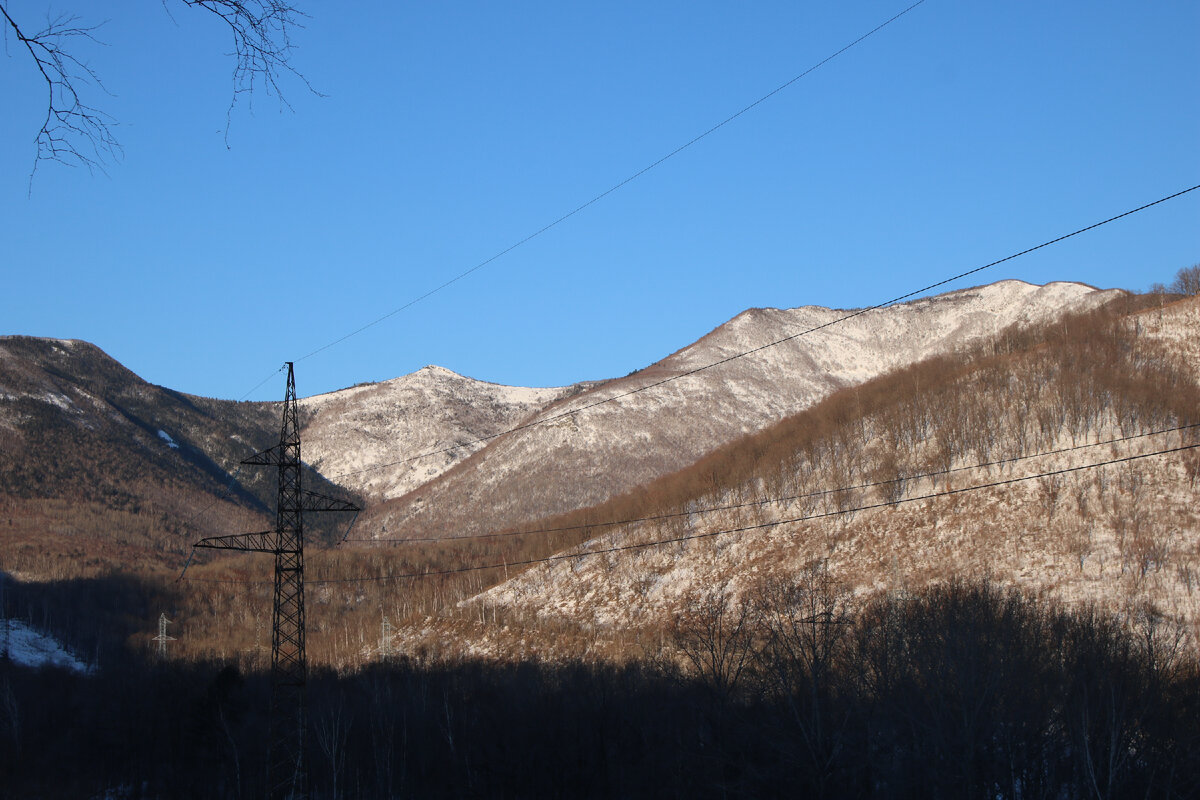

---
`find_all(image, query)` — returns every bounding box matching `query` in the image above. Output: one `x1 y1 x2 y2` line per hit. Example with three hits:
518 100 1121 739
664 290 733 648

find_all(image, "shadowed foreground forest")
3 580 1200 799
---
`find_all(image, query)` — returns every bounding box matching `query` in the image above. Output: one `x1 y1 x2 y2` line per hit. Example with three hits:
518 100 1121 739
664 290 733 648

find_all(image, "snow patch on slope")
40 391 74 411
3 619 92 673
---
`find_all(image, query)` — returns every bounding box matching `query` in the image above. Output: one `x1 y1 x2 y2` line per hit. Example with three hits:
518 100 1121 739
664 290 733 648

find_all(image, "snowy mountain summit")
299 365 587 501
300 280 1118 540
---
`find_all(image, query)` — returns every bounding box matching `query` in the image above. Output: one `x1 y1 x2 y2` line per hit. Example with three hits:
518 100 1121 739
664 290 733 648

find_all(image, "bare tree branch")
2 0 314 187
1 4 120 189
177 1 322 147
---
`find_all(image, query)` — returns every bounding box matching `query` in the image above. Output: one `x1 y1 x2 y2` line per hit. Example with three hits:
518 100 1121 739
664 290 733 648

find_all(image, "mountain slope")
4 280 1185 672
434 294 1200 662
0 337 322 576
299 366 589 501
0 336 275 506
362 281 1121 542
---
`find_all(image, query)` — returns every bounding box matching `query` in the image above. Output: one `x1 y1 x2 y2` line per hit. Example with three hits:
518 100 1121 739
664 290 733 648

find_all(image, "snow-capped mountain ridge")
299 364 592 501
445 291 1200 664
354 280 1120 540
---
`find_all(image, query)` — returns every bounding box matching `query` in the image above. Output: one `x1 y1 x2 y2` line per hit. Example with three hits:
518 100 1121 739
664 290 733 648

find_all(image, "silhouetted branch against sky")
2 3 1195 400
1 0 312 185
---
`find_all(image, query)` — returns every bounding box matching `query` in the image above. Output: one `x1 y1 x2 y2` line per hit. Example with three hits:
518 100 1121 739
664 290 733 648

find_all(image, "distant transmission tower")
152 613 175 658
380 615 393 661
193 363 359 800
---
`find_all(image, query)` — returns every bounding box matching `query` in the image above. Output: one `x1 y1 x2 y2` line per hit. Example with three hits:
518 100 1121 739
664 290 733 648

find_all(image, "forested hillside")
0 336 359 580
3 282 1200 798
453 292 1200 660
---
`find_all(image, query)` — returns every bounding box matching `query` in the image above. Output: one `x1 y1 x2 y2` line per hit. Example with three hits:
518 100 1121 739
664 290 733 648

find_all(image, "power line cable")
343 422 1200 544
178 440 1200 586
168 364 290 533
176 185 1200 555
292 1 929 366
327 183 1200 483
184 178 1199 572
237 364 287 402
310 441 1200 584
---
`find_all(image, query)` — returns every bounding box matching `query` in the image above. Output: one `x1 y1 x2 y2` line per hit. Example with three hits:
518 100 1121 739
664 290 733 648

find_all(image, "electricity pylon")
193 363 358 800
380 614 393 661
153 613 175 659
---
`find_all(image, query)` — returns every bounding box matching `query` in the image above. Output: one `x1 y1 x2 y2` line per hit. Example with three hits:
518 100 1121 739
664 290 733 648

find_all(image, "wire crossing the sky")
342 422 1200 544
178 439 1200 587
326 183 1200 483
290 1 928 367
186 183 1199 557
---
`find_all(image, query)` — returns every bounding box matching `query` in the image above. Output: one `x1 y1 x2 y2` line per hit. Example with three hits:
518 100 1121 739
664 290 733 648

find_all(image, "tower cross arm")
193 530 278 553
242 444 284 466
301 491 360 513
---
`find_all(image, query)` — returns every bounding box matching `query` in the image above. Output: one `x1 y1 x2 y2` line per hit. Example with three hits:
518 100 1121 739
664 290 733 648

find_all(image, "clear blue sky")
2 1 1197 400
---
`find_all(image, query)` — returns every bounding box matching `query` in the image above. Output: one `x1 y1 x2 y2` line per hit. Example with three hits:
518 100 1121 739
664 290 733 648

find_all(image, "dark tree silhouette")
1 1 312 182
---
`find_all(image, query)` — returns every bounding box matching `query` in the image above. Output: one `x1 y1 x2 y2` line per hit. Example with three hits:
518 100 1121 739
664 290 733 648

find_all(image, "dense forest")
3 580 1199 798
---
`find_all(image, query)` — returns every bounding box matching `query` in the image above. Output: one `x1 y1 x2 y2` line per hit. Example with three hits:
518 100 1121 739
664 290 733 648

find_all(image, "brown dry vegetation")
91 290 1194 673
0 336 360 583
355 291 1200 663
544 294 1195 535
5 293 1200 673
8 292 1200 798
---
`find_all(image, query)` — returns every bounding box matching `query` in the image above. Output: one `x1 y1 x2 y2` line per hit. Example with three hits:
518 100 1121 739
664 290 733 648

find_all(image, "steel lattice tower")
380 614 393 661
152 612 175 659
193 363 358 800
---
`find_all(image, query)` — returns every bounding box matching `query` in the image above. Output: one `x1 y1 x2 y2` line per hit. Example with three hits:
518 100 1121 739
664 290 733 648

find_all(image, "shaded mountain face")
0 336 277 511
356 281 1122 541
0 337 355 572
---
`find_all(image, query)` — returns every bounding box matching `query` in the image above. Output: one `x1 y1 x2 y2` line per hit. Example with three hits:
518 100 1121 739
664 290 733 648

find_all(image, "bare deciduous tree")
1170 264 1200 296
1 1 313 183
670 579 759 703
314 691 352 800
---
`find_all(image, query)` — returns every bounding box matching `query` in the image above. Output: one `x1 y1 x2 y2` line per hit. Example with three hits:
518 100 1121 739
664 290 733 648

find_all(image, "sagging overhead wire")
341 422 1200 545
293 1 929 368
314 442 1200 583
237 363 288 402
176 183 1200 567
166 364 290 538
182 186 1199 559
177 440 1200 587
326 183 1200 483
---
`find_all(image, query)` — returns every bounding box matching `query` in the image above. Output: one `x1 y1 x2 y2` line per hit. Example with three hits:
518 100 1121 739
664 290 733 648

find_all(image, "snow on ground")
2 619 92 673
1139 294 1200 381
40 391 73 411
299 365 577 501
441 425 1200 663
382 288 1200 663
157 429 180 449
369 280 1122 543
